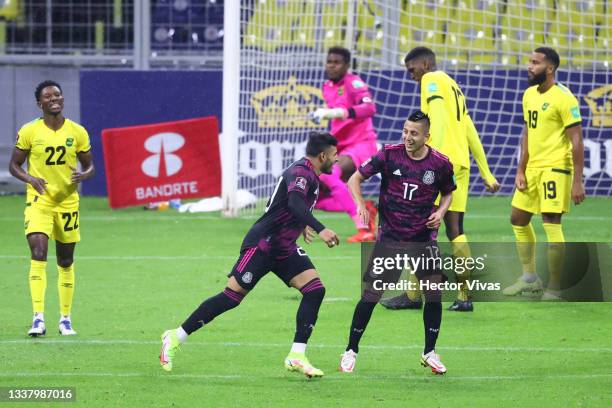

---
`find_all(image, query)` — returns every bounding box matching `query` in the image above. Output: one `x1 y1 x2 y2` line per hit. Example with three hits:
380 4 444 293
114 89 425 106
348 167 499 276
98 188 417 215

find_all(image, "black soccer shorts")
361 240 447 300
228 245 315 291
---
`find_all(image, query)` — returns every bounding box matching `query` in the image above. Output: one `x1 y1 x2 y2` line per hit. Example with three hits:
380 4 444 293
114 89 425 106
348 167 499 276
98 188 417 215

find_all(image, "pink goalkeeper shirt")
322 72 377 150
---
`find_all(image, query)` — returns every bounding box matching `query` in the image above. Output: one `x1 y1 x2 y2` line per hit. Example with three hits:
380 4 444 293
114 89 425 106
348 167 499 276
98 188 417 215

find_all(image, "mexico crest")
422 170 435 185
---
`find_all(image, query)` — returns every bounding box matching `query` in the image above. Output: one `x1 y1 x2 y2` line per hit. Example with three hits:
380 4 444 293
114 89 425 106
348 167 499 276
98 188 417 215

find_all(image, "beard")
528 70 547 86
321 160 335 174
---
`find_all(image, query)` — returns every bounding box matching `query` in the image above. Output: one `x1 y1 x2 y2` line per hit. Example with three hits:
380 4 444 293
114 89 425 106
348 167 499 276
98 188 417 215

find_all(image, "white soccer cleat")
541 289 564 301
421 351 447 375
59 319 77 336
502 278 543 296
339 349 358 373
28 317 46 337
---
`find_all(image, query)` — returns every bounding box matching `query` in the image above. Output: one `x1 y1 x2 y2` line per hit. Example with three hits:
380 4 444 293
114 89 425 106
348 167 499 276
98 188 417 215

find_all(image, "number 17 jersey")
420 70 471 169
359 144 456 242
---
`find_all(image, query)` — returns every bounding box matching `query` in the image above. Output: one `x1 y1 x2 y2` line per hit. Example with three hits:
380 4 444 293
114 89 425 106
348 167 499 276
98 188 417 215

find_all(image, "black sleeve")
288 191 326 233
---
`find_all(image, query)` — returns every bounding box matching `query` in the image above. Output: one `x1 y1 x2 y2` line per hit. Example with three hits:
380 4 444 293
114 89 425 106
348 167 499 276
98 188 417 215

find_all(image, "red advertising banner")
102 116 221 209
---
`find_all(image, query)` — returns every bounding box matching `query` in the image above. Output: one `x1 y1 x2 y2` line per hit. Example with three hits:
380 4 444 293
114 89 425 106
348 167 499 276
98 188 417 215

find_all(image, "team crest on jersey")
338 86 344 96
66 137 74 147
542 103 549 111
242 272 253 284
295 176 307 190
422 170 435 185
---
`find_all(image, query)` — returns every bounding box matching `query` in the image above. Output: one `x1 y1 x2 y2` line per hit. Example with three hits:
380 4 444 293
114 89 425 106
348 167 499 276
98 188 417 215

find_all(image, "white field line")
0 214 610 222
1 339 611 353
0 371 610 382
0 254 357 261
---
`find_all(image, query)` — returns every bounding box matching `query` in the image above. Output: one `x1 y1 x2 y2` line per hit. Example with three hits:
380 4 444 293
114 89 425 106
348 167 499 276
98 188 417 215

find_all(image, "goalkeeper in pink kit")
309 46 378 243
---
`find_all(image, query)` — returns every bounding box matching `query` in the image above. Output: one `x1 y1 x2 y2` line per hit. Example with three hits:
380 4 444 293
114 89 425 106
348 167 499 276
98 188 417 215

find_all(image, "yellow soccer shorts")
24 205 81 243
435 165 469 213
511 168 572 214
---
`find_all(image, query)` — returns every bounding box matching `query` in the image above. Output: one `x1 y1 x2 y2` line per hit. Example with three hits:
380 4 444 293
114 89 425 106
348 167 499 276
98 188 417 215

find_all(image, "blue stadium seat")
152 0 223 50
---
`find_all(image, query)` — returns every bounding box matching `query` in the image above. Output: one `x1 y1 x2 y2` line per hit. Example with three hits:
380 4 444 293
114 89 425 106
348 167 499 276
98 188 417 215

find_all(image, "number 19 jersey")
16 118 91 211
522 83 582 170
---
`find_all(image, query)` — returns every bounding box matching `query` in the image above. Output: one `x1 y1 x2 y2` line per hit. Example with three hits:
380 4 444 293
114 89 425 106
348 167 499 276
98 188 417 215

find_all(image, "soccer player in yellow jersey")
380 47 500 312
9 80 94 337
504 48 585 300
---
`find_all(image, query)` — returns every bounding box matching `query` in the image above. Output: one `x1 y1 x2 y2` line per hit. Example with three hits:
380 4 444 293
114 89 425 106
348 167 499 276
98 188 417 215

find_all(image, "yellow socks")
451 234 471 301
58 264 75 317
29 260 47 314
543 223 565 290
512 223 537 281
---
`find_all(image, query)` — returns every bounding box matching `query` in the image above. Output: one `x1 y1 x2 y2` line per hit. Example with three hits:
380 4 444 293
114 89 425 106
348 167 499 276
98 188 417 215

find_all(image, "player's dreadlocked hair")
35 80 63 102
306 132 337 157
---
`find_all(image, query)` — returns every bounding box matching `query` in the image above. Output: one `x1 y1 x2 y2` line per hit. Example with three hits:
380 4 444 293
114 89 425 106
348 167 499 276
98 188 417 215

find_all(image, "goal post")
222 0 610 216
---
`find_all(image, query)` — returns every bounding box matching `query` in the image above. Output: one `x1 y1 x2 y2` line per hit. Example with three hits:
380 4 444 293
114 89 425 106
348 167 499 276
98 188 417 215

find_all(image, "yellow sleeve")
522 91 529 124
421 74 444 115
15 125 32 150
559 93 582 129
428 97 446 149
76 126 92 153
465 115 495 182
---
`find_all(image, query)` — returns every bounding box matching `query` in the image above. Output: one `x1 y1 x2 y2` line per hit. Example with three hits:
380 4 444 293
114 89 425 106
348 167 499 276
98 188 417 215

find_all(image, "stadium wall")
80 70 223 196
0 67 80 185
78 69 609 198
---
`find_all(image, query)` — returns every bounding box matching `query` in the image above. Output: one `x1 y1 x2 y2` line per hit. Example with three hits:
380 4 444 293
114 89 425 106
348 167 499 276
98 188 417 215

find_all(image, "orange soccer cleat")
347 229 376 243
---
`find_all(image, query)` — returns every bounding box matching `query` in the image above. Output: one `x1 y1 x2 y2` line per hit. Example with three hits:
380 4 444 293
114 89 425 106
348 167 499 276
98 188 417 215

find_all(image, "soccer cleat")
365 200 378 234
447 299 474 312
284 352 324 378
58 319 77 336
421 351 447 375
27 317 46 337
502 278 543 296
379 293 423 310
160 329 181 372
339 349 358 373
541 289 564 301
347 229 376 243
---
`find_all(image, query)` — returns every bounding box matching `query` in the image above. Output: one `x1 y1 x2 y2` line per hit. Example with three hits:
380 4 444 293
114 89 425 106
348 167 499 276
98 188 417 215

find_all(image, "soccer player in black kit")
160 132 340 378
339 111 455 375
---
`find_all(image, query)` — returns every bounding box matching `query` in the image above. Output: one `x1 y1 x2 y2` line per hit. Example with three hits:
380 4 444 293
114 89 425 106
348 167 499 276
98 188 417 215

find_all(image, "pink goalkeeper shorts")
339 139 379 168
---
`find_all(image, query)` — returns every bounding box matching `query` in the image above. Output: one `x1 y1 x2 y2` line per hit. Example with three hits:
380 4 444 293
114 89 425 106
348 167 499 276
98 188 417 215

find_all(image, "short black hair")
534 47 560 70
35 80 62 102
404 46 436 65
327 46 351 64
306 132 337 156
408 110 430 129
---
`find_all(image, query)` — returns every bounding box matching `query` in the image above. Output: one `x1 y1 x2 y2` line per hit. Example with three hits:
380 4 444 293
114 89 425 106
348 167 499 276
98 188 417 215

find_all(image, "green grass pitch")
0 195 611 407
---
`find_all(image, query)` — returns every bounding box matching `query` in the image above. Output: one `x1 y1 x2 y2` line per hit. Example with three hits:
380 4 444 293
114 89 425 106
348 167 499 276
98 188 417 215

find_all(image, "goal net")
224 0 610 215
